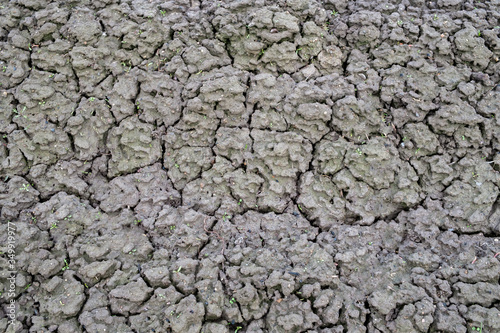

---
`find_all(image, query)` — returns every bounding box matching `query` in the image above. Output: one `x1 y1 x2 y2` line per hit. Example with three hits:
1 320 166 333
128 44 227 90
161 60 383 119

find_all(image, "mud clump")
0 0 499 332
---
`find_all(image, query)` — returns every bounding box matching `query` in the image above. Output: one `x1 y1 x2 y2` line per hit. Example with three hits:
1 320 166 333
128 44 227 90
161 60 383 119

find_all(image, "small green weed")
61 259 69 271
12 106 27 119
19 184 30 192
471 322 483 332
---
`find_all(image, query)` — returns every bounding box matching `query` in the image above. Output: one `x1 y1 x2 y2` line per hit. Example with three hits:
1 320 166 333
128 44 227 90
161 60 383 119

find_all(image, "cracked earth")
1 0 500 332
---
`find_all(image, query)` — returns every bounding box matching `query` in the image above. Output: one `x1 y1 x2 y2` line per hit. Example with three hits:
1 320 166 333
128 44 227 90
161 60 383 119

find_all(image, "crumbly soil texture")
1 0 500 332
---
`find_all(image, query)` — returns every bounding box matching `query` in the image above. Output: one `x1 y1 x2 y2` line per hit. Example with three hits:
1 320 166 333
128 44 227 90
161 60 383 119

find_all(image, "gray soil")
1 0 500 332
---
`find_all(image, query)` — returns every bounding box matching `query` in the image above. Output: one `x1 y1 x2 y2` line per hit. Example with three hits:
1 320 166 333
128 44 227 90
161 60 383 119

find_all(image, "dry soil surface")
1 0 500 332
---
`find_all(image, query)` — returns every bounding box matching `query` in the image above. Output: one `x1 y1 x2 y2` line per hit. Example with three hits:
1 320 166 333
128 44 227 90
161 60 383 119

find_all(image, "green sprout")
235 327 242 333
50 223 58 230
19 184 30 192
175 266 182 273
61 259 69 271
477 30 481 37
472 322 483 332
238 199 242 205
160 10 166 16
13 106 27 119
331 10 338 16
356 148 363 156
89 97 95 102
121 61 131 72
229 297 236 304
